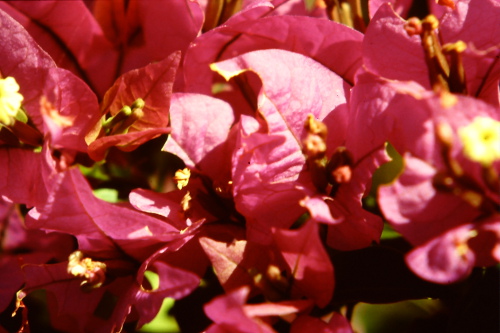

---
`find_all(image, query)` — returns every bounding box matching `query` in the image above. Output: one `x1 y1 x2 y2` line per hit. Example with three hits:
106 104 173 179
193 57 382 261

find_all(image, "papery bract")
198 224 277 295
0 201 74 313
20 263 134 333
0 149 48 207
19 166 203 331
87 52 180 161
2 0 204 97
184 14 363 96
162 92 236 183
364 1 500 104
204 286 313 333
352 70 500 283
20 256 200 333
0 8 100 153
1 1 117 96
405 216 500 283
204 287 276 333
273 221 334 308
215 49 346 239
26 168 182 260
133 252 201 327
368 0 453 19
214 48 382 249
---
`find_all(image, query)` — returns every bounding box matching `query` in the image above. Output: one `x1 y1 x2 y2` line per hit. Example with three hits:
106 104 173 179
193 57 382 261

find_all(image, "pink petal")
204 287 275 333
88 52 180 160
212 49 348 138
199 225 275 294
25 168 181 261
379 154 481 246
363 4 430 88
0 149 48 207
184 15 362 94
273 221 334 307
406 224 476 284
21 263 137 333
3 1 117 96
440 0 500 103
134 260 200 327
137 0 203 62
162 93 235 181
368 0 414 18
0 9 100 152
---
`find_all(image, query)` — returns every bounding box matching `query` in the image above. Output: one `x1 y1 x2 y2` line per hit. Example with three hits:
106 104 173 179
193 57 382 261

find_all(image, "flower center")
433 120 500 212
101 98 145 136
459 117 500 167
173 168 191 190
302 115 354 195
0 76 24 126
67 251 107 291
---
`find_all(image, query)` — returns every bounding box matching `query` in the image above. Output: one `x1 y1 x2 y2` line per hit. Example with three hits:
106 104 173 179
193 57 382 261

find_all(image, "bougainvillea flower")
201 221 335 308
405 217 500 284
204 286 314 333
86 51 180 161
19 248 200 333
0 1 117 96
0 8 100 153
162 92 236 185
1 0 204 97
0 8 102 210
26 168 191 259
272 221 334 307
350 71 500 283
197 224 283 296
20 167 202 331
0 199 74 313
212 49 383 249
204 284 352 332
183 13 363 96
364 0 500 105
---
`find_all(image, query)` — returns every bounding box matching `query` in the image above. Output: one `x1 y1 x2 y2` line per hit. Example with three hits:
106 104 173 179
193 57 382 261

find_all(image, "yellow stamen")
459 117 500 166
439 92 458 109
67 251 106 290
181 191 192 212
173 168 191 190
0 76 23 126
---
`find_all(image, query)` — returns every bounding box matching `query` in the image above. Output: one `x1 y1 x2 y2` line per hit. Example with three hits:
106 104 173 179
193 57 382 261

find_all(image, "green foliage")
139 271 180 333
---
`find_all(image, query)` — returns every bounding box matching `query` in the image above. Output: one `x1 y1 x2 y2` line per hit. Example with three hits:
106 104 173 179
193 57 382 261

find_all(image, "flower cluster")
0 0 498 332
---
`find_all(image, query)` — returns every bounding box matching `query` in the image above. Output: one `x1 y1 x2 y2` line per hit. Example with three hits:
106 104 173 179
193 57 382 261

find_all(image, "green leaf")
92 188 119 203
139 271 180 333
370 142 404 196
79 163 110 181
381 222 402 240
351 299 444 333
304 0 316 12
139 298 180 333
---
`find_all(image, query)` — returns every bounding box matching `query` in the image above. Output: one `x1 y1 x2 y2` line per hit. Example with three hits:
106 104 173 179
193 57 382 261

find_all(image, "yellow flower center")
67 251 106 289
173 168 191 190
459 117 500 166
0 76 23 126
